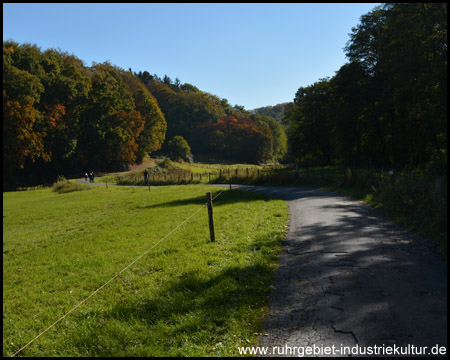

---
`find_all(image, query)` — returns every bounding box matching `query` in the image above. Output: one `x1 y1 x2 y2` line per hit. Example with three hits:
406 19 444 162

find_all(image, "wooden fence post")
206 192 215 242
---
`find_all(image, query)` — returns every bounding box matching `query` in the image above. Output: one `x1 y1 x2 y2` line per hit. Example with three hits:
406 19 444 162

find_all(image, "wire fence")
10 187 225 357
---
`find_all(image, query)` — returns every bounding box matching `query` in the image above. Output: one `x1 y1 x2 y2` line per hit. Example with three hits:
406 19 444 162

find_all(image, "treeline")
250 103 288 122
135 71 287 163
4 3 446 189
284 3 447 174
3 41 166 189
3 42 287 189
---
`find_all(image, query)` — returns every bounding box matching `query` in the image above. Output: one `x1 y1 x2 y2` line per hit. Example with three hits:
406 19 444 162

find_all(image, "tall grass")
52 176 92 194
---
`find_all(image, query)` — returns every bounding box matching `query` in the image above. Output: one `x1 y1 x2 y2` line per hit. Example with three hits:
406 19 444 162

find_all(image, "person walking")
143 169 149 185
84 172 89 182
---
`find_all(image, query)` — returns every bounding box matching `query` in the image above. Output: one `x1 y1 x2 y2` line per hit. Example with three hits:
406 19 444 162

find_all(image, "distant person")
144 169 149 185
89 172 94 183
84 172 89 182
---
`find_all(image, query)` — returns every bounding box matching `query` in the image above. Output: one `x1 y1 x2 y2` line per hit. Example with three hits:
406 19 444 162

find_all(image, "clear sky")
3 3 379 110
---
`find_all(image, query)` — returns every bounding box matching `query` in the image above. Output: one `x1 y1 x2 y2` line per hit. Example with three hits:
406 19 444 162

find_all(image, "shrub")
158 158 172 168
52 177 90 194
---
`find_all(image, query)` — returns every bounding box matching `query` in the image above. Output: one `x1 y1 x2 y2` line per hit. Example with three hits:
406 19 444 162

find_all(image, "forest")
3 3 447 190
3 41 287 189
285 3 446 174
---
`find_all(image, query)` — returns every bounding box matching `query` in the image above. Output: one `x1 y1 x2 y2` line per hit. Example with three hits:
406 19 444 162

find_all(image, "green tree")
344 3 447 170
329 61 371 166
168 136 191 161
146 78 226 152
120 71 167 162
251 114 288 161
288 78 335 165
78 62 138 170
285 3 447 171
3 42 48 188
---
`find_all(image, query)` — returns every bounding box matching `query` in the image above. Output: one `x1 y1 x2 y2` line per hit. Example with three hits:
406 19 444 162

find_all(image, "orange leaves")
44 104 66 129
3 96 49 169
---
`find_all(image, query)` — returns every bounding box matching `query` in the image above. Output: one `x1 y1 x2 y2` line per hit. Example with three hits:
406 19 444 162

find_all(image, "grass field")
3 184 288 356
96 160 446 256
98 159 285 186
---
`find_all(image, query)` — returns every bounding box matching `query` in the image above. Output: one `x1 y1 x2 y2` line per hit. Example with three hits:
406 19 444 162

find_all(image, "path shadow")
259 192 447 351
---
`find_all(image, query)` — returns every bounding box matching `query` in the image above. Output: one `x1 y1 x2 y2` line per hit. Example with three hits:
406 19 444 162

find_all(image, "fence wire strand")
10 188 225 357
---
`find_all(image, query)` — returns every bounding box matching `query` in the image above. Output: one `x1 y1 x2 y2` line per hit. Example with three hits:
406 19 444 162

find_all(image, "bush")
157 158 172 168
168 136 192 162
52 176 91 194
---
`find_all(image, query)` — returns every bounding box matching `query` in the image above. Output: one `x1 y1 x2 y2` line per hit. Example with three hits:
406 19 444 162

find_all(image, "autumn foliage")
194 116 273 163
3 40 287 189
3 41 167 189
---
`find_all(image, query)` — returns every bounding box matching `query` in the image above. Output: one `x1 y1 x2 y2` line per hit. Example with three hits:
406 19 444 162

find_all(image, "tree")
77 62 139 170
344 3 447 170
284 3 447 171
330 61 372 166
146 78 226 153
251 114 288 161
101 110 145 167
251 103 289 121
3 42 49 188
194 115 273 163
288 78 335 165
120 71 167 162
3 93 49 188
168 136 191 161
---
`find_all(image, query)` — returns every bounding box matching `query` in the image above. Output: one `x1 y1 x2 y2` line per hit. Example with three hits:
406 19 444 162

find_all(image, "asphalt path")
78 180 447 355
224 185 447 357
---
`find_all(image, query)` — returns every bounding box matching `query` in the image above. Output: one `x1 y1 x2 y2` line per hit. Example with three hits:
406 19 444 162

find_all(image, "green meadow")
3 184 288 356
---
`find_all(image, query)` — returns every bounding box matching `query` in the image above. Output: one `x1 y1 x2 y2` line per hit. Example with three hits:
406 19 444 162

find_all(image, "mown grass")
3 185 288 356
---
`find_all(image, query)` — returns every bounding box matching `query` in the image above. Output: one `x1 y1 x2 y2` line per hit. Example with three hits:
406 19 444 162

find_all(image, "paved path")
223 185 446 357
78 180 447 355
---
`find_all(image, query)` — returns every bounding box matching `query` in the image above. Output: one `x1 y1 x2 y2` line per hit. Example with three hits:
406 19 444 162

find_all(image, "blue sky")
3 3 379 110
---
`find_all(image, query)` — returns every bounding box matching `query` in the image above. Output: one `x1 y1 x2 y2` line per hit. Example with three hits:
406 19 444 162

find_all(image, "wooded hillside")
3 3 446 189
284 3 447 174
3 44 287 189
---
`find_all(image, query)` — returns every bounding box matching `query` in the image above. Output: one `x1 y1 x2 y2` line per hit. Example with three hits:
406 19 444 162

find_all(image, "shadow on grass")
67 231 284 356
136 184 354 212
107 262 272 326
137 188 275 209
